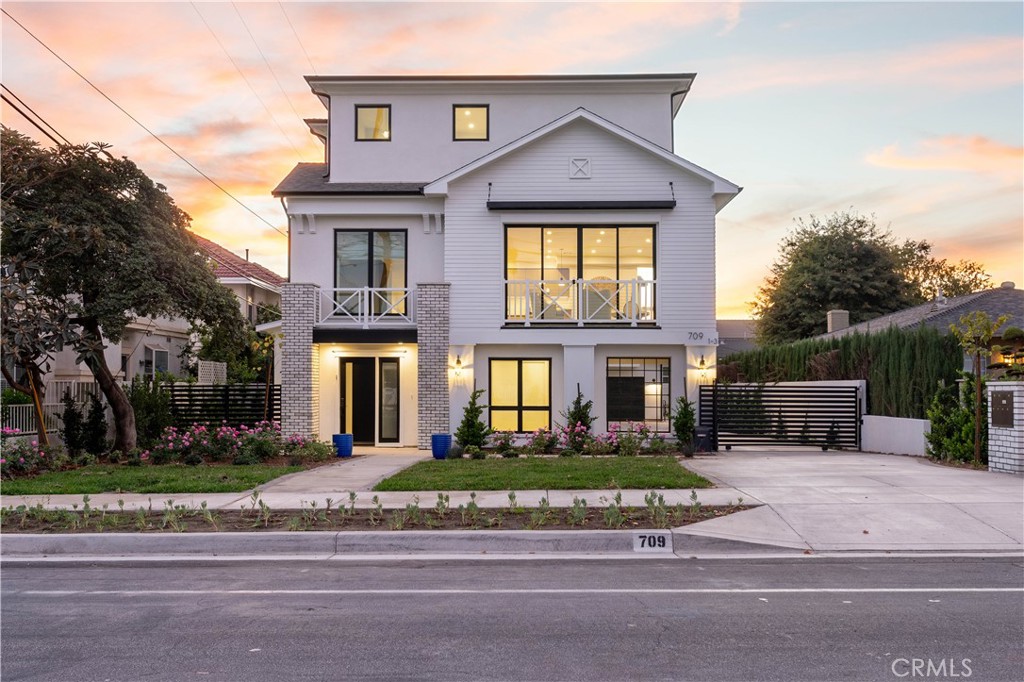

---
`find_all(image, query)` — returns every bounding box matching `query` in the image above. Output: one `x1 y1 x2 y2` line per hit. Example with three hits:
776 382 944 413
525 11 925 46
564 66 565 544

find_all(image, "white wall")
862 415 930 457
328 88 674 183
444 118 718 347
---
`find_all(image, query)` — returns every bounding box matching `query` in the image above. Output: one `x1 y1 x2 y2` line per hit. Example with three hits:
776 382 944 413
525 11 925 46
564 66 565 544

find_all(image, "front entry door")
340 358 376 445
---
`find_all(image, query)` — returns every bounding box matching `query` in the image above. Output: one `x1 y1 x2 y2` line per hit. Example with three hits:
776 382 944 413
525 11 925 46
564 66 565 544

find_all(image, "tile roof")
272 163 425 196
190 233 286 288
818 285 1023 340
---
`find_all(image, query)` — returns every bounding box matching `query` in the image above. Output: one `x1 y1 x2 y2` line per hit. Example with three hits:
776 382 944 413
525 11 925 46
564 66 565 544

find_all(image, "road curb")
0 529 799 558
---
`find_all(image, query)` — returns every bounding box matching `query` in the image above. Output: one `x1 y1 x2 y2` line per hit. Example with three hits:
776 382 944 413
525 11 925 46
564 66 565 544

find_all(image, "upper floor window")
355 105 391 141
454 105 488 141
335 230 407 314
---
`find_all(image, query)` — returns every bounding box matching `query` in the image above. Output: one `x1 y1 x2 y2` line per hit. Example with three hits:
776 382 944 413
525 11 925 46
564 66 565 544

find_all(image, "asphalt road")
2 556 1022 681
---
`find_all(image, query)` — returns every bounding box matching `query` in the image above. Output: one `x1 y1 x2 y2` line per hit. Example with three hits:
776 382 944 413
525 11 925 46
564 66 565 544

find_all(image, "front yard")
0 464 305 495
373 456 711 492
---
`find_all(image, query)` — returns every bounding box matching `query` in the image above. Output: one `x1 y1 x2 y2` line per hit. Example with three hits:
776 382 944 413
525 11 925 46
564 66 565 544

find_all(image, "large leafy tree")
753 211 990 343
1 127 246 451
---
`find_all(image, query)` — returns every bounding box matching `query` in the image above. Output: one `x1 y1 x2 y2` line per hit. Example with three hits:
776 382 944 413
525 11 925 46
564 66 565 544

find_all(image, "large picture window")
606 357 670 433
334 230 407 314
489 359 551 432
505 226 655 321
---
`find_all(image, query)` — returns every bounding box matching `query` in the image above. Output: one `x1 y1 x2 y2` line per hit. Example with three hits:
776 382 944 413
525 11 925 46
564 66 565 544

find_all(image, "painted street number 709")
632 531 673 553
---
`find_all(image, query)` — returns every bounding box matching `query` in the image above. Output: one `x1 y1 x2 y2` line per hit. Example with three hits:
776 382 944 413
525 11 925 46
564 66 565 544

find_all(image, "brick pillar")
417 283 451 449
281 283 320 438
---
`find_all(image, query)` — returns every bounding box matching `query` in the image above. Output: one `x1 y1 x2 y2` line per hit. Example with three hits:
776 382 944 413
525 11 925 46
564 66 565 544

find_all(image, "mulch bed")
0 505 751 534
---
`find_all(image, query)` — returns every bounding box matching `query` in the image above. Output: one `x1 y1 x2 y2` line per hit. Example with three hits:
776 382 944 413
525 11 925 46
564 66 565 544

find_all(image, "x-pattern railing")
505 279 656 326
317 287 414 328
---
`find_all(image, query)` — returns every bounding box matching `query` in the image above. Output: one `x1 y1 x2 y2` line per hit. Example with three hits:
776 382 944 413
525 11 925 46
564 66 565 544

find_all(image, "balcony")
315 287 415 328
505 278 656 327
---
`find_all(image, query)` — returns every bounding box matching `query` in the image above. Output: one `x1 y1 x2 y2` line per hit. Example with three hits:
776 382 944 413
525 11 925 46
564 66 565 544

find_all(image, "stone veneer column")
280 283 320 438
416 283 451 449
987 381 1024 474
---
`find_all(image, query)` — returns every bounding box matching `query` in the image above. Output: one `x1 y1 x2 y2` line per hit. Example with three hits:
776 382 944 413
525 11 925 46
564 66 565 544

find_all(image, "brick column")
988 381 1024 474
281 283 320 438
416 283 451 449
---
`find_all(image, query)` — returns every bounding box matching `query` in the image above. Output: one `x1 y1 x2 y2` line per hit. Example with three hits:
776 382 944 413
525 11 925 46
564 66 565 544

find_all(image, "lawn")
0 464 304 496
373 456 711 492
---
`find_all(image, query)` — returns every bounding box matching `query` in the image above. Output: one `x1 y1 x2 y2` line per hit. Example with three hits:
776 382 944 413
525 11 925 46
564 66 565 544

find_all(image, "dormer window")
454 105 488 141
355 105 391 141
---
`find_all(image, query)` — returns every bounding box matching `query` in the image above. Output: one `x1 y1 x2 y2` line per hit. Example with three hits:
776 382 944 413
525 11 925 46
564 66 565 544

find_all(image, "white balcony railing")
505 279 656 327
316 287 415 328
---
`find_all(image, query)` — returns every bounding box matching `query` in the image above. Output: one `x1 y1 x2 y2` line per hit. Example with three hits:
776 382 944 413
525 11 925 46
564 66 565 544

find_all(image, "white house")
273 74 740 448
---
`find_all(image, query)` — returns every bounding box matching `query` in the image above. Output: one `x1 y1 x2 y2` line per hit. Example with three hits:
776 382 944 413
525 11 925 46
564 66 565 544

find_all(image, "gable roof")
422 108 741 211
191 233 286 290
819 284 1023 340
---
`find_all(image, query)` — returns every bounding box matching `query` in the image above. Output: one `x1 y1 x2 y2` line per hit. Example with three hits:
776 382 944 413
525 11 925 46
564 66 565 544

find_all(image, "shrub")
926 377 987 463
523 428 557 455
582 436 614 456
127 379 173 449
1 437 68 479
455 389 490 449
239 434 280 462
465 445 486 459
287 440 334 464
672 397 697 454
613 421 650 456
59 389 85 458
447 443 464 459
83 393 109 456
560 387 595 452
490 430 517 457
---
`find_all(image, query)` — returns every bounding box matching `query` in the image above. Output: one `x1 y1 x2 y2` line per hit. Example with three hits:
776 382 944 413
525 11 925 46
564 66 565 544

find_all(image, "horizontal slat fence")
700 383 861 450
165 384 280 427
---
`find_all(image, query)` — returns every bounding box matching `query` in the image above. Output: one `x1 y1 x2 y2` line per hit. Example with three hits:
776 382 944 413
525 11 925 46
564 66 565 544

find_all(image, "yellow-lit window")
454 105 488 140
355 105 391 141
489 359 550 432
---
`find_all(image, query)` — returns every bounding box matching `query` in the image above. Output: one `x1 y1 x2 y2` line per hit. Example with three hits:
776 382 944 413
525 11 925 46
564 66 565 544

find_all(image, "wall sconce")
453 354 463 377
698 354 707 381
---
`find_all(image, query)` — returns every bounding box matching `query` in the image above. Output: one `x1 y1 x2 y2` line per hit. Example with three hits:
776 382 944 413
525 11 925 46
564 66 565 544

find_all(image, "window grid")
489 358 551 433
606 357 671 433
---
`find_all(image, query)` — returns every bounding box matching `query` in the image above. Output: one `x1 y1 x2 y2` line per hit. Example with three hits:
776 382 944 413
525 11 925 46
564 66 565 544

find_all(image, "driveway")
681 450 1024 552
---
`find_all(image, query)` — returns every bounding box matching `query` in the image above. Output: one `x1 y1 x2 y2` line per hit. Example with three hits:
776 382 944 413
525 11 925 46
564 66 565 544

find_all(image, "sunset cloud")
866 136 1024 183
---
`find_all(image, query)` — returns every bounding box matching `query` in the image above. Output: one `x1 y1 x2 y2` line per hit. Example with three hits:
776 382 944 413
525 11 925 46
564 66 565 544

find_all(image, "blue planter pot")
431 434 452 460
333 433 354 458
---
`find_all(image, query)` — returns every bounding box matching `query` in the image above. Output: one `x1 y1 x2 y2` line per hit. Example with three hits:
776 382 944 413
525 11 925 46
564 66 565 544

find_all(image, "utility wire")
1 93 62 146
231 2 307 134
1 7 288 239
278 1 317 76
1 84 71 144
190 1 301 159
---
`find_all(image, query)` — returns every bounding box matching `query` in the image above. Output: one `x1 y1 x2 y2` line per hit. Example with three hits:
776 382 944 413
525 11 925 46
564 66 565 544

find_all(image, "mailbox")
992 391 1014 428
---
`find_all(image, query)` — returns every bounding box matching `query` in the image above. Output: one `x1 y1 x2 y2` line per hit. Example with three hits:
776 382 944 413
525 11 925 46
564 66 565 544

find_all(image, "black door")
340 358 376 445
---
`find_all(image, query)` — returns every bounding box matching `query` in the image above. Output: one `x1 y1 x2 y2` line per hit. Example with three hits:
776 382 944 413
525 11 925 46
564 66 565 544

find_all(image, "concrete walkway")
679 450 1024 552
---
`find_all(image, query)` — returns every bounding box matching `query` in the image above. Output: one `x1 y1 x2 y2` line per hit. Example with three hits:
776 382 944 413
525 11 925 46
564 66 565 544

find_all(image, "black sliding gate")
698 383 861 451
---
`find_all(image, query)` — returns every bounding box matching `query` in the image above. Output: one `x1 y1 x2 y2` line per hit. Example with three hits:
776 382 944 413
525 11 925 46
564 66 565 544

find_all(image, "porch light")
453 354 463 377
698 354 707 381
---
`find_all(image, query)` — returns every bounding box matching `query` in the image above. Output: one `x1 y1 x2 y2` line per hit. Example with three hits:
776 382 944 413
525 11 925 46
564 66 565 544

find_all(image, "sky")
2 1 1021 319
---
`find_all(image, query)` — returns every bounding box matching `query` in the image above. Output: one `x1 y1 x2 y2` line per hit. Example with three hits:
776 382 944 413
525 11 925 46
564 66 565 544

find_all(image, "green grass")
0 464 303 495
373 456 711 492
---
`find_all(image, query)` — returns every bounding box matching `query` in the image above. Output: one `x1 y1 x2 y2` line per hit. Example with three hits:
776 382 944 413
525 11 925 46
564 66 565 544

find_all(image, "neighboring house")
818 281 1024 373
717 319 757 359
38 234 283 386
273 73 741 448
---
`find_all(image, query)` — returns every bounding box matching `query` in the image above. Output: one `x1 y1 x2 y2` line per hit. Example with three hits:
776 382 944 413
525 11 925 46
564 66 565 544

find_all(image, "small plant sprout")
569 496 588 527
689 489 702 516
369 495 383 526
348 491 358 516
435 493 450 519
507 491 521 513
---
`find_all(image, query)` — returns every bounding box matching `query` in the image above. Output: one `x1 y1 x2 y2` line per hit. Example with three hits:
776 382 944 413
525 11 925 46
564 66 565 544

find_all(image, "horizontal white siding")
444 119 717 347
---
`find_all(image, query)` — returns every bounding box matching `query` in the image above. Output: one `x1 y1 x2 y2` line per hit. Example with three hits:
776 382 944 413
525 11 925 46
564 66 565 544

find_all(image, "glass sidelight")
379 358 400 443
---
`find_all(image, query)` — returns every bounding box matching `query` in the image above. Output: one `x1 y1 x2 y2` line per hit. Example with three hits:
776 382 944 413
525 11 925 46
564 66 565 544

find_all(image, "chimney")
245 249 250 262
827 309 850 333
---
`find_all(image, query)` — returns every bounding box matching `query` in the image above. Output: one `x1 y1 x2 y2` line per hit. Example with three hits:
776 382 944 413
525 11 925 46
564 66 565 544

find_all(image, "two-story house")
273 74 740 448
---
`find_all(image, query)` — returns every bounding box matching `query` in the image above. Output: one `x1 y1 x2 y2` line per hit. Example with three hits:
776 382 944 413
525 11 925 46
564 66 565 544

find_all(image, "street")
2 556 1022 681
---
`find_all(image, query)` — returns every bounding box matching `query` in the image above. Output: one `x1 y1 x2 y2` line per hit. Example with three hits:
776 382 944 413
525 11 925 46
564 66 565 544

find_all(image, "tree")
753 211 990 343
949 311 1008 464
0 127 246 451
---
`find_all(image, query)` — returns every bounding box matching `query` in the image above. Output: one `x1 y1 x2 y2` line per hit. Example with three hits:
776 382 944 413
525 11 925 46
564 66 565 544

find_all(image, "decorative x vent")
569 157 592 179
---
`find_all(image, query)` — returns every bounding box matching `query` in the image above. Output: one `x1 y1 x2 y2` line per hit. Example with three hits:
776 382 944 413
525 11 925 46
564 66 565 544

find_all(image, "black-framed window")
453 104 488 141
489 358 551 432
355 104 391 141
504 225 656 320
334 230 407 314
606 358 670 433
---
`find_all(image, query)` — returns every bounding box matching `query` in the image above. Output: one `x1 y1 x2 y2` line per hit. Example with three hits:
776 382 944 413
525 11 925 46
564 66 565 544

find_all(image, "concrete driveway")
681 450 1024 552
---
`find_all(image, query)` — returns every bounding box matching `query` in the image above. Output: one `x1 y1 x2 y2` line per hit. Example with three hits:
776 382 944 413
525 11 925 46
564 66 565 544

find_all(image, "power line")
231 2 307 136
1 7 288 239
278 1 317 76
190 1 301 159
1 93 62 146
1 84 71 145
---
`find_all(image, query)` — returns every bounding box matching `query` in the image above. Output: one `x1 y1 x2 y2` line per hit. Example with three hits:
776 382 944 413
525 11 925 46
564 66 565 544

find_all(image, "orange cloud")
866 136 1024 183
